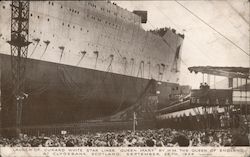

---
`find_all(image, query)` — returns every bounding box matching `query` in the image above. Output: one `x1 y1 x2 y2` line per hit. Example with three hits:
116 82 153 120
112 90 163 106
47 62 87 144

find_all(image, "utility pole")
7 0 30 137
133 112 137 133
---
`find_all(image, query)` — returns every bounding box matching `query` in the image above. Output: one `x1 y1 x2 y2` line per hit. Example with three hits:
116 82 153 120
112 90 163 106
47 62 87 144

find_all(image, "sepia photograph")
0 0 249 156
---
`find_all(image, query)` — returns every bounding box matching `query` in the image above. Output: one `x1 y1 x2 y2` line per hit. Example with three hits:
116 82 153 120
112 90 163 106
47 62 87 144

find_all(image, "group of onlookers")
0 128 249 147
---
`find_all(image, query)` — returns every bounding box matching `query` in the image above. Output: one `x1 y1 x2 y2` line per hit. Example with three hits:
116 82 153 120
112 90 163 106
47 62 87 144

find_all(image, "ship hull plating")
0 54 178 128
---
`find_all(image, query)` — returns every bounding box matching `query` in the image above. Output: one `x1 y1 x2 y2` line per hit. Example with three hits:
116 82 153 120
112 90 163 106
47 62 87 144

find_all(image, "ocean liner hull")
0 1 185 133
0 54 178 127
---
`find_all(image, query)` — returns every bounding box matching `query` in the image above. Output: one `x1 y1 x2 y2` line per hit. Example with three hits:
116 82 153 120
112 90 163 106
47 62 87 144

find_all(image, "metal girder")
7 0 30 136
188 66 250 78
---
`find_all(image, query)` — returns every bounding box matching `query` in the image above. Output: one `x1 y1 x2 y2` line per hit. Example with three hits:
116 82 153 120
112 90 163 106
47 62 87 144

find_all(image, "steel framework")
7 0 31 136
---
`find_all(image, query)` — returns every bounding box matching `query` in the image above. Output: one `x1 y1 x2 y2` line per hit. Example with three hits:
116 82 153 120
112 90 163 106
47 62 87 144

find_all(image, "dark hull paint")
0 54 178 127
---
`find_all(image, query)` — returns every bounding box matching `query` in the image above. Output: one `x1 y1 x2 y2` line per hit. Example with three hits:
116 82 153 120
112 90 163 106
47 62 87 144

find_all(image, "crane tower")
7 0 30 136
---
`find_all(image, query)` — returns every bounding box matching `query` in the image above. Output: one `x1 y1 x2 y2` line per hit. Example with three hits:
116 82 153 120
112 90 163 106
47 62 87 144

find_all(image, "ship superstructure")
1 1 183 82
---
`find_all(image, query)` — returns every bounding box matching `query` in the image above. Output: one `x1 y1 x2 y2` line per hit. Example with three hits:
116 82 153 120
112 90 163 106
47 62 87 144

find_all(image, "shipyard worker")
200 83 203 89
200 82 209 90
204 82 207 87
204 82 210 89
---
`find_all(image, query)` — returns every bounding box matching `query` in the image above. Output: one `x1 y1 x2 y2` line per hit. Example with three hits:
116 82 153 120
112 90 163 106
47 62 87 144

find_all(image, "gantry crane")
7 0 30 136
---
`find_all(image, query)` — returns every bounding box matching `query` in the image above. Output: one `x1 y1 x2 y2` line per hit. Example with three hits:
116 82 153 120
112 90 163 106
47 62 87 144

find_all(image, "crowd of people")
0 128 249 147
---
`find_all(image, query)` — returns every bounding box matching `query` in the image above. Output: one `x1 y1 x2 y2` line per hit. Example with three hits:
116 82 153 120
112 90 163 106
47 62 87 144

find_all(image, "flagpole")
133 112 136 133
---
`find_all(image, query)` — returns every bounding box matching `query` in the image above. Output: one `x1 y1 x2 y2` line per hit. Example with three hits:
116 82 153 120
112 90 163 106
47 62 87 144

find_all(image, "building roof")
188 66 250 78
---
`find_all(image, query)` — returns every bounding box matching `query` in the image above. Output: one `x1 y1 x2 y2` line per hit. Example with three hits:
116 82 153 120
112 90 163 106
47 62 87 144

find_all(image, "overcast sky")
116 0 249 88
